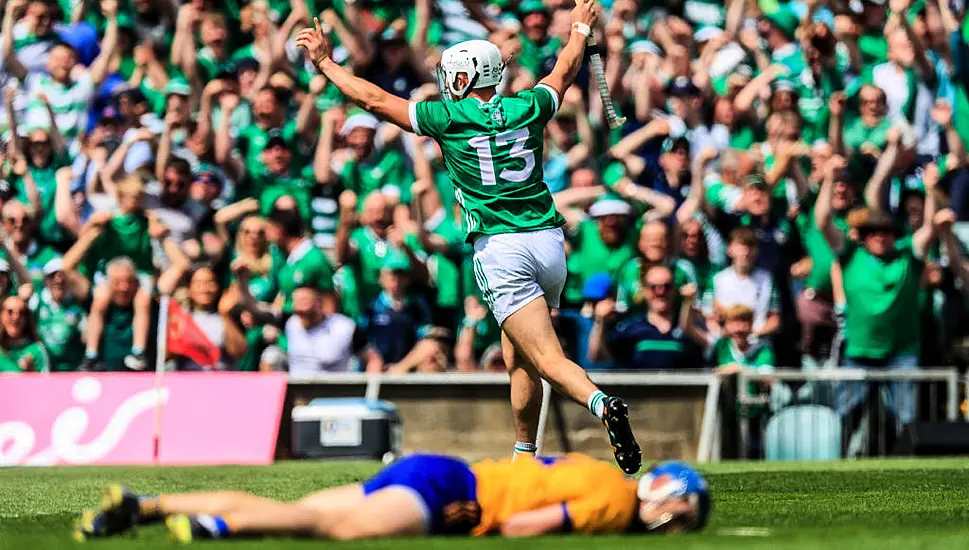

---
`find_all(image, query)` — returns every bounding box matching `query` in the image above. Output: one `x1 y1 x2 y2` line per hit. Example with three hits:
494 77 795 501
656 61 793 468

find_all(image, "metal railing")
736 368 960 460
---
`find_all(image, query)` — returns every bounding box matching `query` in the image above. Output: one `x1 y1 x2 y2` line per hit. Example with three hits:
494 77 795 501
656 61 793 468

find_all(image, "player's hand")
594 298 616 321
295 19 332 65
569 0 597 29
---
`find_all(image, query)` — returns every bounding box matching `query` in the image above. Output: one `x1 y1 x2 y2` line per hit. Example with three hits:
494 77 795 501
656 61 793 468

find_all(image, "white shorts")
472 227 567 326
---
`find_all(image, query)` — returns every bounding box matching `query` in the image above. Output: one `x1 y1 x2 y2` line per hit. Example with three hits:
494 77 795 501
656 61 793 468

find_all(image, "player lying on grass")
75 453 710 542
293 0 641 474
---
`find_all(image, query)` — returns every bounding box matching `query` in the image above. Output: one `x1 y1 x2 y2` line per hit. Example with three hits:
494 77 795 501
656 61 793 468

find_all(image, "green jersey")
410 85 567 243
29 289 86 372
710 337 775 369
101 304 134 372
840 240 922 359
5 340 50 373
276 239 335 314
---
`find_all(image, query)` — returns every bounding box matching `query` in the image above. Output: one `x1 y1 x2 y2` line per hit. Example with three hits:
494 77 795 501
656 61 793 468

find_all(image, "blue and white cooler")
291 398 401 462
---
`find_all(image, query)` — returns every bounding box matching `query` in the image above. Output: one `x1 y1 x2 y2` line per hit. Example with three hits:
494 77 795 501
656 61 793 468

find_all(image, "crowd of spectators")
1 0 969 383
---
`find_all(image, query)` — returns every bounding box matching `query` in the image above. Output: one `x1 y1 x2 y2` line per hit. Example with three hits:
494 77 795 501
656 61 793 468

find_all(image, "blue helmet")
637 461 711 532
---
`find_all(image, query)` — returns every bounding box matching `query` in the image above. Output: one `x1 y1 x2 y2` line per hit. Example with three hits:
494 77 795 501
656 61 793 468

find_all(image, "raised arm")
296 21 412 131
88 0 120 87
36 93 67 157
553 184 605 233
936 209 969 290
313 107 339 185
863 127 901 212
677 148 717 225
678 284 710 348
815 155 847 254
828 92 847 156
932 100 965 167
912 161 940 259
614 178 676 220
1 0 28 82
537 0 598 102
55 166 82 236
893 8 937 89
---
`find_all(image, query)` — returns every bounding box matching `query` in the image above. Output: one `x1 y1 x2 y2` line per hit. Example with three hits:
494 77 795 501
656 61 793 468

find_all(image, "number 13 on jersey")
468 128 536 186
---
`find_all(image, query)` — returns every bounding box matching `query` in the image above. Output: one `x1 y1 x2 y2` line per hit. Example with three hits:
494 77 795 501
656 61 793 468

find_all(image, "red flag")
167 300 221 368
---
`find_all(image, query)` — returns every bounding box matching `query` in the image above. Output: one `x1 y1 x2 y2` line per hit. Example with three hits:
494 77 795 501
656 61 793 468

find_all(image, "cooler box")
291 398 401 461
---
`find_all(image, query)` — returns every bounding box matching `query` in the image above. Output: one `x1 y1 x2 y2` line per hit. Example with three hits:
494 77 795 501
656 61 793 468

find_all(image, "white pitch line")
717 527 773 537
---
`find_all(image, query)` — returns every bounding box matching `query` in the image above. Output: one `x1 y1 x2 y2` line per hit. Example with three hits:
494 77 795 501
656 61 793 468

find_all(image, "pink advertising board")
0 373 287 466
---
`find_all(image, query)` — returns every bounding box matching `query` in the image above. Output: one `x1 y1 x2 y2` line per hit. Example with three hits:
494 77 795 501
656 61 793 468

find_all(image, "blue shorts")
362 454 479 534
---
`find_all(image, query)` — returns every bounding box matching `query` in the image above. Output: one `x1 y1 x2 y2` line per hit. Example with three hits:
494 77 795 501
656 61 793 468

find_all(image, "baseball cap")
43 258 63 276
589 195 634 218
518 0 548 16
340 112 379 137
744 173 770 189
192 163 225 188
381 250 411 272
266 128 287 148
164 77 191 97
667 76 701 97
765 8 799 40
628 38 661 56
694 26 724 44
661 135 690 155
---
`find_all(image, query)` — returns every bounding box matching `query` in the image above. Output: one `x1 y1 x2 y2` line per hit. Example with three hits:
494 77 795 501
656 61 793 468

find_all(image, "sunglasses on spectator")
28 140 51 147
647 283 673 292
4 307 25 314
4 216 29 225
240 228 265 236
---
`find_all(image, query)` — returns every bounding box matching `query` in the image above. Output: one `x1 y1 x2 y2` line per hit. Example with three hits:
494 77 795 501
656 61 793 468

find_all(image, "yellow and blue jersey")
471 453 639 535
361 453 639 536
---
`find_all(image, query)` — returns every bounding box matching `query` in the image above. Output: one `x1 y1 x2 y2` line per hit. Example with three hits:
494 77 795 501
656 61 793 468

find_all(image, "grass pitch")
2 458 969 549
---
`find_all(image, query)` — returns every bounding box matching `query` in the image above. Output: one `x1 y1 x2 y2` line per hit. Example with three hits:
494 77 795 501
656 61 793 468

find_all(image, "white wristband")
571 23 591 37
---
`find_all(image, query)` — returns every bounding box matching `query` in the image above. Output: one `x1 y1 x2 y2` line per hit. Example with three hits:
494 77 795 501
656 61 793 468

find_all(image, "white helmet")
438 40 503 100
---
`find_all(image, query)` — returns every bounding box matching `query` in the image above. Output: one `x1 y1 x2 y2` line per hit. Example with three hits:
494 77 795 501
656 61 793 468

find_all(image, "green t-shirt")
4 340 48 372
0 347 20 372
859 31 889 68
564 219 637 305
14 157 70 247
83 213 154 278
81 212 154 279
29 289 86 372
339 148 415 204
258 172 314 223
710 337 775 368
840 240 923 359
347 227 398 311
229 247 283 303
843 116 892 155
276 239 335 314
236 120 299 182
411 86 567 243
